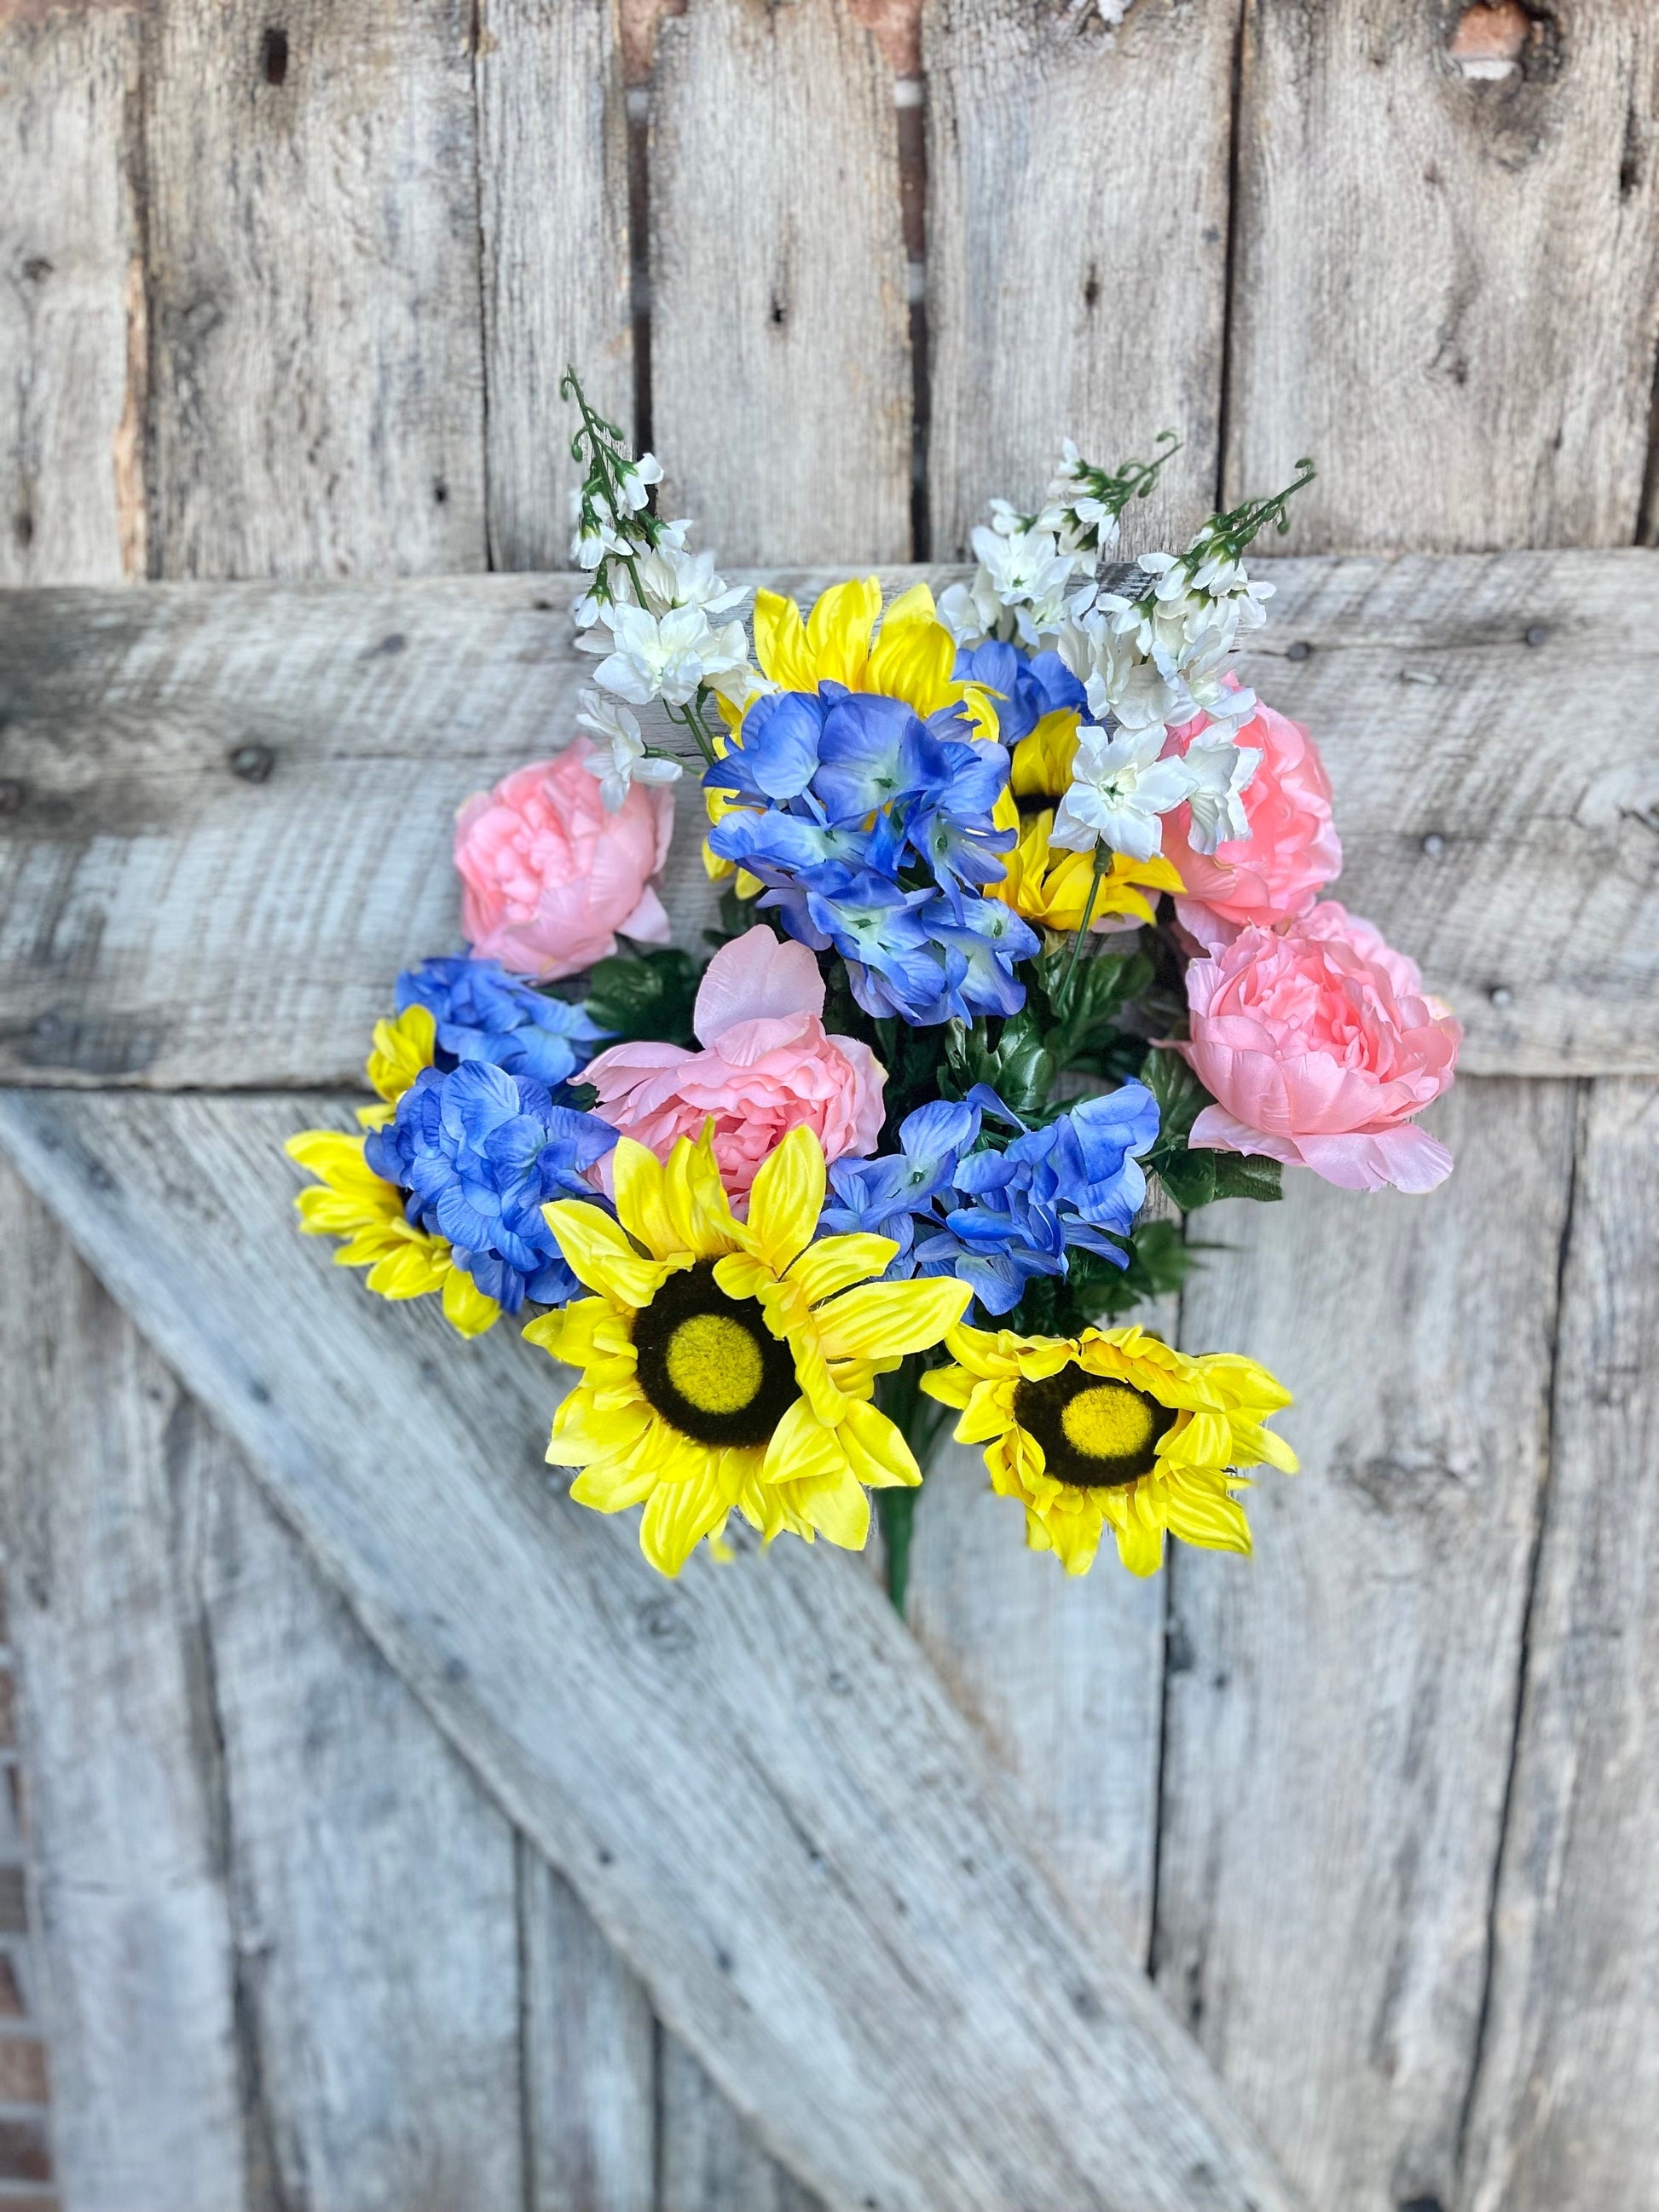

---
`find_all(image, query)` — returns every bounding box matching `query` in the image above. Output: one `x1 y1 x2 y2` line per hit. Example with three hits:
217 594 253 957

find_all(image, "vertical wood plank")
924 0 1240 559
649 0 912 565
476 0 634 569
1460 1078 1659 2212
1153 1081 1577 2212
658 2038 819 2212
0 7 146 585
143 0 488 578
906 1379 1169 1961
199 1456 525 2212
0 1166 251 2212
520 1845 656 2212
1228 1 1659 551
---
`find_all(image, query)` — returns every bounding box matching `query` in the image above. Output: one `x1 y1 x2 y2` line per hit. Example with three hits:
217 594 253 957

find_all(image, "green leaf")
1139 1045 1210 1146
1153 1149 1217 1211
1208 1152 1284 1203
585 947 702 1049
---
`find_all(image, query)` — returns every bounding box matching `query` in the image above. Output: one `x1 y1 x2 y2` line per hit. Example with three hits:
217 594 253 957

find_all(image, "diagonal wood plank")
1153 1080 1577 2212
925 0 1239 563
2 553 1656 1086
0 1089 1300 2212
1460 1077 1659 2212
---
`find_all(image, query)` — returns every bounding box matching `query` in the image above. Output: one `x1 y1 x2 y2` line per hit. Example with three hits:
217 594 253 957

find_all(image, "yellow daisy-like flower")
922 1321 1296 1578
284 1128 502 1337
990 794 1184 934
356 1002 436 1129
525 1122 972 1577
1009 706 1084 806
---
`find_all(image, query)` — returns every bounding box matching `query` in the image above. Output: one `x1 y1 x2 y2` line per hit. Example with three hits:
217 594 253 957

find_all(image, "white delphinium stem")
1048 723 1197 863
576 691 685 813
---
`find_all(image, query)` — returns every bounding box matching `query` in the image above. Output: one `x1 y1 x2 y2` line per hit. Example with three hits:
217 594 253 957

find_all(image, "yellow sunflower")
285 1001 500 1337
525 1122 972 1576
922 1322 1296 1577
990 792 1183 934
284 1128 502 1337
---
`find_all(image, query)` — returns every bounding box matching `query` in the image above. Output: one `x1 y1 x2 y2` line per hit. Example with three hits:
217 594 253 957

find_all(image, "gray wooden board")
476 0 634 571
520 1845 657 2212
1 552 1656 1085
0 1089 1300 2212
142 0 488 579
0 1164 251 2212
658 2038 821 2212
1153 1078 1578 2212
0 7 146 589
1460 1077 1659 2212
1227 1 1659 552
924 0 1239 562
199 1447 525 2212
647 0 913 567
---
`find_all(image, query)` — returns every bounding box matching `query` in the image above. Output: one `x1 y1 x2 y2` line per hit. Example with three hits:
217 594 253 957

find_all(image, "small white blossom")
631 540 749 621
1181 737 1261 854
614 452 664 513
575 690 683 813
968 522 1087 645
592 602 749 709
1049 723 1196 863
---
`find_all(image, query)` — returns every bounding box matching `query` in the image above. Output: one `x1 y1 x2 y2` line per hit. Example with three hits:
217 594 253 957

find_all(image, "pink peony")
1179 903 1463 1194
583 925 887 1200
454 743 674 981
1163 697 1342 951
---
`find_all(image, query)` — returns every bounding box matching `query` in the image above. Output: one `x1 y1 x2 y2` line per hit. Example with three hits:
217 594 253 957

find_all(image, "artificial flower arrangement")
289 373 1462 1596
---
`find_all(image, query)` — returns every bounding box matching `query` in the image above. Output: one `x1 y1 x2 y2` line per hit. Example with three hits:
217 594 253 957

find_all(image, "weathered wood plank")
0 1164 251 2212
0 6 146 586
649 0 912 565
1153 1080 1576 2212
520 1847 656 2212
199 1456 525 2212
1228 1 1659 550
2 552 1656 1083
659 2039 820 2212
1460 1077 1659 2212
142 0 488 577
0 1090 1299 2212
925 0 1238 561
476 0 634 570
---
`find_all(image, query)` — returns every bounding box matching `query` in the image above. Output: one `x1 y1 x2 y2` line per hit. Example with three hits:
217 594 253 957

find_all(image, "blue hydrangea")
955 642 1086 748
396 956 607 1089
822 1100 981 1269
706 684 1036 1026
366 1060 617 1313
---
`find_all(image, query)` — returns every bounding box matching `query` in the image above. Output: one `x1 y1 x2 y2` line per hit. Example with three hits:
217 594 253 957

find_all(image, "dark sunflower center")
633 1261 799 1449
1013 1368 1176 1488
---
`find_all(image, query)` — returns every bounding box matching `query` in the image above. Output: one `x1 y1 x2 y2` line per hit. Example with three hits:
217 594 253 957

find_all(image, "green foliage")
942 1008 1055 1120
1035 944 1154 1072
1140 1045 1282 1210
585 947 702 1050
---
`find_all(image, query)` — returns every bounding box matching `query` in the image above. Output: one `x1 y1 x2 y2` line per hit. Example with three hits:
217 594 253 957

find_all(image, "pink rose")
1179 903 1463 1194
584 925 886 1200
454 743 674 981
1163 698 1342 951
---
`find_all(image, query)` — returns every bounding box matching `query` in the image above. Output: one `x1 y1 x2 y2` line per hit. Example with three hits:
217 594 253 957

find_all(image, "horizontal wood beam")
1 553 1656 1082
0 1089 1301 2212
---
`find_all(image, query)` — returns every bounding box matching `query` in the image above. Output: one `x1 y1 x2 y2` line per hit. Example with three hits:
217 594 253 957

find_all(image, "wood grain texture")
199 1459 525 2212
1228 0 1659 551
521 1847 657 2212
1460 1077 1659 2212
659 2039 819 2212
925 0 1239 561
476 0 633 570
0 7 146 586
142 0 487 578
0 1090 1300 2212
1153 1079 1577 2212
3 552 1656 1083
649 0 912 565
0 1164 251 2212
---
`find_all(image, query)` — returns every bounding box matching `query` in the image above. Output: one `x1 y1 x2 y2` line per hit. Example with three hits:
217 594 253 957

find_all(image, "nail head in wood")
228 743 275 785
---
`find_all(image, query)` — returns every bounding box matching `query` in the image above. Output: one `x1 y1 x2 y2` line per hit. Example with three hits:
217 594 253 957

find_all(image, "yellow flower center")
665 1311 766 1416
1061 1380 1159 1463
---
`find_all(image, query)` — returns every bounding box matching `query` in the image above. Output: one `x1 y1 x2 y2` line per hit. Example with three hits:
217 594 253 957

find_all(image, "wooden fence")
2 3 1657 2210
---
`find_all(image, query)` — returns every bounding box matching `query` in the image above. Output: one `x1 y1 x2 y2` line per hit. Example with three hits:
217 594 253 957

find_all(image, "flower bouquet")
289 373 1462 1594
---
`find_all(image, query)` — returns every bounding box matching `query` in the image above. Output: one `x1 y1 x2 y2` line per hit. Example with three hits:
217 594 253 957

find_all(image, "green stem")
876 1490 917 1616
1061 844 1111 996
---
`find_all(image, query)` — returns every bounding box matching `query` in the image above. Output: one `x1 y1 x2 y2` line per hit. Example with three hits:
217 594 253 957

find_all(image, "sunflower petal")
813 1274 972 1361
1113 1510 1165 1579
838 1398 920 1491
544 1199 667 1307
752 589 816 690
805 576 882 686
788 1232 896 1305
746 1124 826 1275
760 1395 849 1489
663 1122 741 1257
864 611 957 716
442 1266 501 1338
640 1469 735 1577
1164 1473 1253 1556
